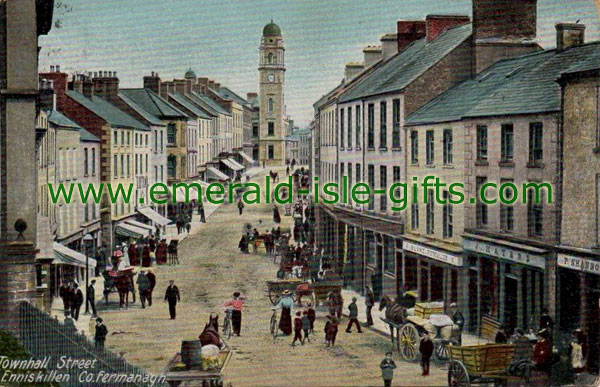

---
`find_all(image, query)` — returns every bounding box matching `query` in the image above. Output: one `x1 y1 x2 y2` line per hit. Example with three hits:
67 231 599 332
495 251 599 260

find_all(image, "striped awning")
168 185 200 203
53 242 97 268
221 158 243 171
237 151 254 164
207 167 229 181
125 219 154 231
228 158 245 170
137 206 171 226
115 222 150 239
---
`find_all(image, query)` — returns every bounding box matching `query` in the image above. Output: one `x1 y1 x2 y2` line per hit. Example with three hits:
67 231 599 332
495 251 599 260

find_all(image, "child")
419 330 434 376
301 310 311 343
380 352 397 387
324 315 339 347
307 303 316 333
291 311 303 346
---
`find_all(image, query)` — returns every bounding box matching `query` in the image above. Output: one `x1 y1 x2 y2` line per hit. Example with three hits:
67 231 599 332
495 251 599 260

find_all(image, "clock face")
268 74 275 83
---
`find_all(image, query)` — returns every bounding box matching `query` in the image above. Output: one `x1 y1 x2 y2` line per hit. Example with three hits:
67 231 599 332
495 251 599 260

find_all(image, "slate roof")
216 87 250 107
339 24 472 103
188 92 231 116
48 110 82 130
168 93 212 119
66 91 149 130
119 88 188 120
80 128 101 142
118 92 165 126
406 42 600 125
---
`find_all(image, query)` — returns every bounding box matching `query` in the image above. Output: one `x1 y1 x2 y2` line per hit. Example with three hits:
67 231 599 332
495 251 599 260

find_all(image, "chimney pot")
50 65 55 72
56 65 60 72
556 23 585 51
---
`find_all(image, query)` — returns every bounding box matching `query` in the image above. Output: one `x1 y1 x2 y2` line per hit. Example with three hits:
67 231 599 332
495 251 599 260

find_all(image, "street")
95 169 448 386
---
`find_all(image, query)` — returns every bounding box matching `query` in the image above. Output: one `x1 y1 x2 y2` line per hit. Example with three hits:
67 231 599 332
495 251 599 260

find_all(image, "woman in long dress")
274 290 293 335
273 205 281 224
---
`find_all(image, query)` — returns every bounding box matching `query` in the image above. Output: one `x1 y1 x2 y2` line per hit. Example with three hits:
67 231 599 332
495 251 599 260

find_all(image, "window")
167 156 176 178
268 145 274 159
252 124 259 137
527 187 543 236
392 99 401 148
380 166 387 212
380 101 387 148
267 53 274 64
368 165 375 210
268 98 274 113
411 131 418 164
500 179 514 232
135 133 138 146
83 148 89 176
426 130 434 165
347 107 352 148
501 124 514 162
443 191 453 238
529 122 543 163
476 176 488 227
340 163 344 185
356 163 361 184
161 165 164 181
167 123 176 145
145 134 148 146
340 108 345 148
355 105 361 148
476 125 488 161
120 131 124 145
135 154 139 174
114 155 118 177
113 131 118 146
442 129 453 165
145 154 148 173
348 163 353 203
91 148 96 175
154 130 158 152
154 166 158 182
367 104 375 148
126 155 130 177
426 190 434 234
84 202 89 222
268 122 274 136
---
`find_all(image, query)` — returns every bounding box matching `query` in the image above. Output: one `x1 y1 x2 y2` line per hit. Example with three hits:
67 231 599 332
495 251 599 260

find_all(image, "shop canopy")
115 222 150 239
168 185 201 203
207 167 229 181
124 219 154 232
137 206 171 226
237 151 254 164
220 158 244 172
53 242 97 268
228 158 245 170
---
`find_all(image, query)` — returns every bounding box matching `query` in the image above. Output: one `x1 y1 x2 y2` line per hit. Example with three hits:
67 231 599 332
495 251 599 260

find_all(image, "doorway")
504 276 518 333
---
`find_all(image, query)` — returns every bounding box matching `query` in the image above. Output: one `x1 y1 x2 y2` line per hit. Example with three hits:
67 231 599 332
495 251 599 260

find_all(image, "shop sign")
463 239 545 269
558 253 600 275
403 241 463 267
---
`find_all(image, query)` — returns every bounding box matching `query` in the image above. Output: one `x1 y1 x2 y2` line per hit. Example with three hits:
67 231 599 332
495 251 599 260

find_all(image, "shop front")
463 234 550 336
401 239 464 313
556 251 600 373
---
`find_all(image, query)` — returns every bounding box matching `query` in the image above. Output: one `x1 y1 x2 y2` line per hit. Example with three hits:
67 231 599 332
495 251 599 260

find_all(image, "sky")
40 0 600 127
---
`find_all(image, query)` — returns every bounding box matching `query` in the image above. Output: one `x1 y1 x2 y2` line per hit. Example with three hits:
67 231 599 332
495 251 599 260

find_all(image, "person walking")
274 290 293 335
87 279 97 317
291 311 303 346
380 352 397 387
142 245 151 267
128 242 138 266
185 222 191 234
146 270 156 306
223 292 244 336
164 280 181 320
237 199 244 215
59 282 72 317
301 310 311 343
324 315 339 347
346 297 362 333
365 286 375 327
94 318 108 349
198 204 206 223
450 302 464 344
137 271 151 309
71 283 84 321
307 303 316 333
273 205 281 224
568 329 587 374
419 331 434 376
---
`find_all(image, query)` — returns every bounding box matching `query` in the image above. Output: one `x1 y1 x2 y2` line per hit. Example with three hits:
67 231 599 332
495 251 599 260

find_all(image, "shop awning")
125 219 154 231
207 167 229 181
136 207 171 226
228 158 245 170
53 242 97 268
115 222 150 239
36 216 55 261
237 151 254 164
221 158 243 171
168 185 200 203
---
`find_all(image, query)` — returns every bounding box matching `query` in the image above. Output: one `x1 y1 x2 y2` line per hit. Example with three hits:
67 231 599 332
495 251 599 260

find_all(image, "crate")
481 315 501 342
449 344 515 375
414 302 444 319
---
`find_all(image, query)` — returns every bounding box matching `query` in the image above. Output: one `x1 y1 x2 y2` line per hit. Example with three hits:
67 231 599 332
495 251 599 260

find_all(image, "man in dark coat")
164 280 180 319
419 331 434 376
128 243 138 266
346 297 362 333
365 286 375 327
149 236 156 252
94 318 108 349
146 270 156 306
71 283 84 321
380 352 397 387
59 282 72 316
198 204 206 223
87 279 97 317
450 302 464 344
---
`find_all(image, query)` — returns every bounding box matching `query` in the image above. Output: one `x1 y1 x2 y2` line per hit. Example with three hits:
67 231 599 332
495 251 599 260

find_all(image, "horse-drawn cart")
447 344 534 386
265 279 315 306
163 349 232 387
101 267 136 304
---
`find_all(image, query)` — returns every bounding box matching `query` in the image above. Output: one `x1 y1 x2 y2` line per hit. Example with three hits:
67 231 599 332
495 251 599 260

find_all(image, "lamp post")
82 233 94 315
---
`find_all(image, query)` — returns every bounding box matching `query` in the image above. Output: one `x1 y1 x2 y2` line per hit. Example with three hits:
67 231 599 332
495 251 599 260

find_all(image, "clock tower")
259 20 286 166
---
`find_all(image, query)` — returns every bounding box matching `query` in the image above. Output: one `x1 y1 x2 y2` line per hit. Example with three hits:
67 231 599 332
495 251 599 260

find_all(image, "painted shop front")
556 251 600 373
463 233 551 335
401 237 465 314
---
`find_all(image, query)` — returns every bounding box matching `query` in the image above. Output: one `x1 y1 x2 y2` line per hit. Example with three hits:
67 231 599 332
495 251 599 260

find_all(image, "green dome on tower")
263 20 281 36
184 68 197 79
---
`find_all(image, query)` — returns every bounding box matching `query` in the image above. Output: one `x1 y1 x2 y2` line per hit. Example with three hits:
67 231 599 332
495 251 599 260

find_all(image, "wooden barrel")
181 340 203 369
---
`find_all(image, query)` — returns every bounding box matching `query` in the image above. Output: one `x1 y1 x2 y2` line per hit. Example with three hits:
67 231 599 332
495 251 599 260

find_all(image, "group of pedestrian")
136 269 157 309
59 281 84 320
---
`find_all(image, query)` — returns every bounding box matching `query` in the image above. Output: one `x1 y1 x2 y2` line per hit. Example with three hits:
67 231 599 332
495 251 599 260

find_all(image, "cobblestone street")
99 169 448 386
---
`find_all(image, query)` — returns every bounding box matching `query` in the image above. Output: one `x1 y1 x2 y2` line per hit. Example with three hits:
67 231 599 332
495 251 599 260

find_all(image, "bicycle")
270 308 278 340
222 309 233 339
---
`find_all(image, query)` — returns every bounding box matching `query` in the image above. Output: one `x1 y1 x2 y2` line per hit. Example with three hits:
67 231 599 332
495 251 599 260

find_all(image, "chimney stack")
56 65 60 72
38 68 68 109
50 65 55 72
143 72 161 95
380 33 398 60
363 46 382 68
397 21 426 52
556 23 585 52
425 15 470 42
473 0 537 42
344 62 365 83
92 70 118 101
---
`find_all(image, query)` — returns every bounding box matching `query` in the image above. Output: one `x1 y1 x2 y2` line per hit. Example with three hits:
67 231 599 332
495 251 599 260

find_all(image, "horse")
379 295 407 325
115 275 131 309
199 314 223 348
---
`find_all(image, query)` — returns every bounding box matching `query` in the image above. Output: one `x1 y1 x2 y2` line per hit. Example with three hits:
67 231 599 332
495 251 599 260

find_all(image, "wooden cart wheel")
268 289 281 305
270 312 278 340
448 360 470 387
435 341 450 361
399 323 419 361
